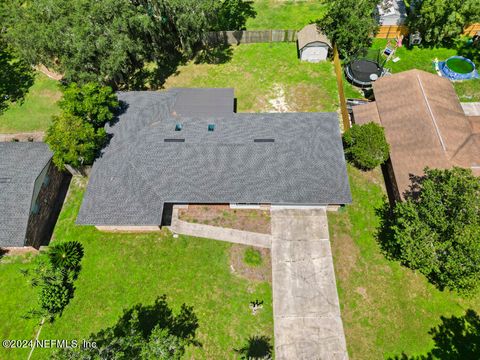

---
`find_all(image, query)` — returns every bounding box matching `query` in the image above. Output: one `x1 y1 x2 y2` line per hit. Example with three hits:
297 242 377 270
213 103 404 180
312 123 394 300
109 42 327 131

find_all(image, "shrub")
39 274 74 317
385 167 480 296
244 248 262 267
48 241 84 273
46 112 107 169
343 122 390 170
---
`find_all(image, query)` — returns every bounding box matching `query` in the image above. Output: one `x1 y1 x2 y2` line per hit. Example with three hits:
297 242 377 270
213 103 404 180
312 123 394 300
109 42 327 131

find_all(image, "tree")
408 0 480 46
6 0 155 88
45 113 107 170
214 0 257 31
317 0 379 58
48 241 84 273
22 242 84 321
5 0 257 88
59 83 119 128
52 296 199 360
343 122 390 170
388 167 480 296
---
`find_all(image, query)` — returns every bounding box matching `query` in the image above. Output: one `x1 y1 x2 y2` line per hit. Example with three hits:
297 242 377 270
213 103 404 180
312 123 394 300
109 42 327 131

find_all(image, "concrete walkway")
169 207 271 248
461 102 480 116
271 208 348 360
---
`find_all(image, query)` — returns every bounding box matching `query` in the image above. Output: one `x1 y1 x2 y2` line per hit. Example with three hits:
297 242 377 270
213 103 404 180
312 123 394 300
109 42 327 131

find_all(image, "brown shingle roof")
354 69 479 198
297 24 331 49
352 102 381 125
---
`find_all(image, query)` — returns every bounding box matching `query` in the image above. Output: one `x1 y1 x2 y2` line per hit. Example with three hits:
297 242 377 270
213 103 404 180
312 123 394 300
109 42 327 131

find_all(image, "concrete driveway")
271 208 348 360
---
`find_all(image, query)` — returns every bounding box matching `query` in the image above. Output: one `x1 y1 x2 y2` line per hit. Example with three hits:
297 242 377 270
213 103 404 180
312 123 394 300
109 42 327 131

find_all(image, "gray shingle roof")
0 142 52 247
77 89 351 226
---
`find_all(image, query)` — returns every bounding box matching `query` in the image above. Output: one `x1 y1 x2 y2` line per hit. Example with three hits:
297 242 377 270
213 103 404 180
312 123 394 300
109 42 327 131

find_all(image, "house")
297 24 331 62
376 0 407 25
352 69 480 200
76 88 352 231
0 142 70 249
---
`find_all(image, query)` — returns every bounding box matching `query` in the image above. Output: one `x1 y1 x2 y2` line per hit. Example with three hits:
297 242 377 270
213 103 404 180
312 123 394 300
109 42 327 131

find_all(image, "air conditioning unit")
409 31 422 46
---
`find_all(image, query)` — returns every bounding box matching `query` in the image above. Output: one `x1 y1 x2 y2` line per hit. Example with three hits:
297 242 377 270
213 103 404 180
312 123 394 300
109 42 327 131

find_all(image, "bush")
48 241 84 273
244 248 262 267
343 122 390 170
384 167 480 296
46 113 107 169
39 274 74 316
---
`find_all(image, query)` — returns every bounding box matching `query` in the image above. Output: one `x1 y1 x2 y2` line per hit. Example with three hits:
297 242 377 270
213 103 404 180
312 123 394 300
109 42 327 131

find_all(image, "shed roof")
297 24 331 50
0 142 52 247
77 89 351 226
354 69 480 197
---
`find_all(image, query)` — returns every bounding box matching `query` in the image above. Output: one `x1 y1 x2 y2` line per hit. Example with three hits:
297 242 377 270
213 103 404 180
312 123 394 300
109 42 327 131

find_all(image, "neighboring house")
352 69 480 201
376 0 407 25
0 142 70 249
77 88 352 231
297 24 331 62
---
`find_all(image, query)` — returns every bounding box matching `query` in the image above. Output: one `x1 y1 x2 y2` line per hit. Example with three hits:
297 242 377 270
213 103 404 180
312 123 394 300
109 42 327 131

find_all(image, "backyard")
246 0 326 30
165 42 346 112
0 73 61 133
370 39 480 101
329 166 480 359
0 179 273 360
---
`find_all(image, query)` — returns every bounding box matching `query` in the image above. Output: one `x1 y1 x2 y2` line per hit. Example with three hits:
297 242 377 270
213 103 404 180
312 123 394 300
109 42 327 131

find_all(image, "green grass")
244 248 263 267
0 178 273 360
0 73 61 133
371 39 480 101
329 166 480 359
166 43 354 112
246 0 326 30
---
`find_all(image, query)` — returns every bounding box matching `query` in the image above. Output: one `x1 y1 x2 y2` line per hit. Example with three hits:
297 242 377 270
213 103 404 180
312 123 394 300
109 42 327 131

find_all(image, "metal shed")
297 24 332 62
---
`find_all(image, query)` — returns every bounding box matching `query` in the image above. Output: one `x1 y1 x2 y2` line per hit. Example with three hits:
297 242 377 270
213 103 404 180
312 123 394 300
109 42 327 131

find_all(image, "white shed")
297 24 332 62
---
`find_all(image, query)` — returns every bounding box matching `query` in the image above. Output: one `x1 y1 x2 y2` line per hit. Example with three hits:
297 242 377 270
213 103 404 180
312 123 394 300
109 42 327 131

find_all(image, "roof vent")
164 138 185 143
208 124 215 132
175 123 183 131
253 139 275 143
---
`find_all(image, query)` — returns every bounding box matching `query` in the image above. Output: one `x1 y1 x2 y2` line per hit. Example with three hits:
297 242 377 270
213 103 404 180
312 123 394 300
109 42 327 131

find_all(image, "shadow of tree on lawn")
235 335 273 360
389 309 480 360
53 295 200 359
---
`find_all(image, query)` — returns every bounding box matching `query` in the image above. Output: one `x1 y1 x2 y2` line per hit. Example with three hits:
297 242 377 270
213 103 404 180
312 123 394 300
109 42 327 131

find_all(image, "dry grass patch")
179 205 271 234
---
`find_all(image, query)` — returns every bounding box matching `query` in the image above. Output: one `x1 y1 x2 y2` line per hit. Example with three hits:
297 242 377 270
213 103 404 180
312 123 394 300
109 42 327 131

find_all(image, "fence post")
333 44 350 132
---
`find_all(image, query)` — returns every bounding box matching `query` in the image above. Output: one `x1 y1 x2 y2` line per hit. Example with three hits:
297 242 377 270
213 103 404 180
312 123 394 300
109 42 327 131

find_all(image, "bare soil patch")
229 244 272 283
178 205 271 234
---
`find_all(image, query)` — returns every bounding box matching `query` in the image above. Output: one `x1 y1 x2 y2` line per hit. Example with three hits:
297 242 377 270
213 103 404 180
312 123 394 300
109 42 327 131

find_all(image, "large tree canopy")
408 0 480 46
384 167 480 296
5 0 256 89
317 0 379 58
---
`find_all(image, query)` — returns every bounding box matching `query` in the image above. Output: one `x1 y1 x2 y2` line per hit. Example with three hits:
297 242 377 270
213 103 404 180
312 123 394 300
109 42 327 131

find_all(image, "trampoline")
438 56 479 81
345 49 387 88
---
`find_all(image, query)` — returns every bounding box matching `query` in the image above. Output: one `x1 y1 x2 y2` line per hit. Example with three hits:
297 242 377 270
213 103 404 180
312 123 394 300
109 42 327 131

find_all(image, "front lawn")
0 73 61 133
165 42 351 112
371 39 480 102
329 166 480 359
0 178 273 360
246 0 326 30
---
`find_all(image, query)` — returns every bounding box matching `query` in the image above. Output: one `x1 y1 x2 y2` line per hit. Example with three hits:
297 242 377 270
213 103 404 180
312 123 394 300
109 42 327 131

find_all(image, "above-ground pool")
439 56 479 80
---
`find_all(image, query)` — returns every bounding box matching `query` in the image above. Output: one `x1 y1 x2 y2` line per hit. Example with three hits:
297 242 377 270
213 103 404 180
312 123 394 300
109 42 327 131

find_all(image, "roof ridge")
416 74 447 152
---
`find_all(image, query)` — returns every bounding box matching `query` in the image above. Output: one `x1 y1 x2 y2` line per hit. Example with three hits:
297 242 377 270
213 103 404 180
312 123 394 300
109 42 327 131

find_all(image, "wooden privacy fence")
205 23 480 44
376 25 409 39
204 30 298 45
377 24 480 39
464 24 480 36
